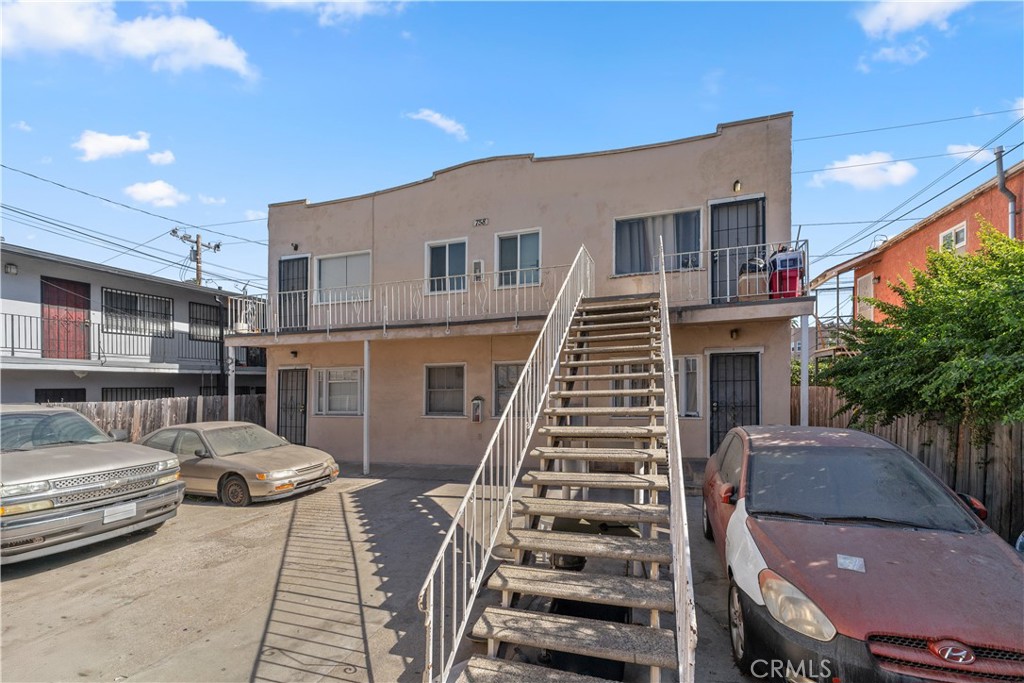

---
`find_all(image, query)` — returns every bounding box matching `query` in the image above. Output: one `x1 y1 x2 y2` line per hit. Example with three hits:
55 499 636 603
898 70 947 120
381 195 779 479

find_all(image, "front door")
710 198 765 303
278 257 309 331
41 277 90 359
277 368 308 445
708 353 760 453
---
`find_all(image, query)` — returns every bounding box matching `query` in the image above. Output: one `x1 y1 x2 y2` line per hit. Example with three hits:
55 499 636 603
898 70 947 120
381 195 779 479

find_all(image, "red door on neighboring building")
41 277 91 359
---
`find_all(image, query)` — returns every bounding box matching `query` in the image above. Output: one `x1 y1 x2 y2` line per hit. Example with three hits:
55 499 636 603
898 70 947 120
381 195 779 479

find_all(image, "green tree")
823 220 1024 444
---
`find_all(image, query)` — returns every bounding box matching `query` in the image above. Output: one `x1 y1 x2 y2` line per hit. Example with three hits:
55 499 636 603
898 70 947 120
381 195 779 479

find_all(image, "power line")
793 218 925 227
100 229 169 265
794 108 1022 143
793 150 1004 176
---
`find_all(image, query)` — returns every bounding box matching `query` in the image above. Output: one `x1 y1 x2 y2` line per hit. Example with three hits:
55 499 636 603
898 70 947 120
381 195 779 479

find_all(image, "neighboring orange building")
812 158 1022 323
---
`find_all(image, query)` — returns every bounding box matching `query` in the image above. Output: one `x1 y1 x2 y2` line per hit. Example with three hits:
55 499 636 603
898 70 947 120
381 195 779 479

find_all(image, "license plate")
103 502 137 524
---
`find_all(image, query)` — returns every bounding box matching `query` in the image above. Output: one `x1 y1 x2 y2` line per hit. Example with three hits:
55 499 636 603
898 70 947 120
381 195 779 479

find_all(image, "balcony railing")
1 313 222 367
664 239 809 305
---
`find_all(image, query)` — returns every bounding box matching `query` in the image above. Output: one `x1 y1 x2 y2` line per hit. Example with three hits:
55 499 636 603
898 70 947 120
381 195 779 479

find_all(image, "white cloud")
1013 97 1024 118
872 40 928 65
702 68 725 97
148 150 176 165
11 120 32 132
404 108 468 142
199 194 227 205
1 1 255 79
244 209 267 221
947 144 995 164
401 30 413 40
261 1 402 27
810 152 918 190
857 1 972 39
124 180 189 207
73 130 150 161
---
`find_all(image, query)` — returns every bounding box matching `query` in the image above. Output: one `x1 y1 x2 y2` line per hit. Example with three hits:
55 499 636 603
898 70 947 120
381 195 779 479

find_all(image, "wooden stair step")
576 310 658 322
472 607 677 669
568 331 660 343
531 447 667 464
561 357 662 368
521 471 668 490
488 565 675 612
564 344 661 356
550 388 665 399
554 371 660 383
544 406 664 417
570 320 661 333
455 656 610 683
578 298 659 312
538 425 666 439
500 529 672 564
515 496 669 525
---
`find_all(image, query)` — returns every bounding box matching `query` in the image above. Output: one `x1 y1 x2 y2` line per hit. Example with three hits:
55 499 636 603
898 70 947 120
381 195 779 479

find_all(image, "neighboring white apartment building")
0 244 266 403
225 113 814 466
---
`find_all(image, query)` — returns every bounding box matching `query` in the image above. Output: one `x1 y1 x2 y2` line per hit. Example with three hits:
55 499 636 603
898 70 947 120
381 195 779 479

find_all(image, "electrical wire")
794 108 1023 143
794 150 1003 176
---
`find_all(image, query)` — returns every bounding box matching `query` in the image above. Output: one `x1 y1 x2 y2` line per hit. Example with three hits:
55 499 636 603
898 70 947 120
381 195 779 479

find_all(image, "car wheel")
729 580 761 675
702 499 714 540
221 475 251 507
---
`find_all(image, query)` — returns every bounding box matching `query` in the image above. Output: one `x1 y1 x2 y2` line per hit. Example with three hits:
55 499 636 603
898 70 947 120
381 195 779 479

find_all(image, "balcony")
225 240 811 337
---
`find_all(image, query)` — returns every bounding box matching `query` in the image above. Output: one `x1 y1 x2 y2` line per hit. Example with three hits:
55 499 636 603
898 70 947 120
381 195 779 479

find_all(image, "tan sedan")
141 422 338 507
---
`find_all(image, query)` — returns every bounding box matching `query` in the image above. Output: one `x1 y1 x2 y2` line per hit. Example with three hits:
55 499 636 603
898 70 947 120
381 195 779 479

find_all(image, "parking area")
1 465 737 683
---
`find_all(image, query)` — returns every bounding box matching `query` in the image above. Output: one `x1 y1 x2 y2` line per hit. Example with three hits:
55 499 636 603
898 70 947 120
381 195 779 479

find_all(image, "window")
493 363 525 416
427 240 467 293
314 368 363 416
35 388 86 404
102 288 173 337
316 252 371 302
674 356 701 417
611 364 651 408
426 365 465 416
720 435 745 487
856 273 875 320
497 231 540 287
143 429 178 452
614 210 700 275
101 387 174 401
939 223 967 254
189 302 221 342
175 431 205 457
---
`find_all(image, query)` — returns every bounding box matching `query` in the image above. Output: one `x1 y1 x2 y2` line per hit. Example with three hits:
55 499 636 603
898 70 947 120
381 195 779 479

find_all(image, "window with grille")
101 387 174 401
102 288 173 337
314 368 363 416
426 365 465 416
189 302 221 341
35 388 87 404
493 363 525 416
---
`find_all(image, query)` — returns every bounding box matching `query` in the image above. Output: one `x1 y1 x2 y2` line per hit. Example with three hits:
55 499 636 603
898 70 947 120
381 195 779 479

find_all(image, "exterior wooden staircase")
459 295 680 682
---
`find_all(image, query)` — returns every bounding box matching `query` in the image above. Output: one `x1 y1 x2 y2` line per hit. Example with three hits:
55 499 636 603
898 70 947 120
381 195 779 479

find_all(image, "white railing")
658 238 697 682
417 246 594 683
665 239 809 305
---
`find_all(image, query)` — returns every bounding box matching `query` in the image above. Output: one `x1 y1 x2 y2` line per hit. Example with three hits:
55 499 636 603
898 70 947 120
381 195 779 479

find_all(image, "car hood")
1 442 171 485
217 444 333 472
749 517 1024 647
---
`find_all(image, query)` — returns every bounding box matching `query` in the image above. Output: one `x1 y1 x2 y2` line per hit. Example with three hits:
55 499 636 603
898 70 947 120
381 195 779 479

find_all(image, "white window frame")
314 250 372 304
424 363 467 417
611 207 702 277
425 238 468 294
856 272 875 320
492 361 527 417
494 229 542 289
939 223 967 253
611 363 652 409
313 367 363 416
674 355 702 418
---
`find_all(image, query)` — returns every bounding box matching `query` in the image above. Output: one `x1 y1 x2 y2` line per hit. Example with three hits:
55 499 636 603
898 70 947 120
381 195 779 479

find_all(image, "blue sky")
2 1 1022 295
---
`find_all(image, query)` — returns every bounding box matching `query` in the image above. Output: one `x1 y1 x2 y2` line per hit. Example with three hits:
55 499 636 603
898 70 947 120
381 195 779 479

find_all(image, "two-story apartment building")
226 113 814 467
0 244 266 403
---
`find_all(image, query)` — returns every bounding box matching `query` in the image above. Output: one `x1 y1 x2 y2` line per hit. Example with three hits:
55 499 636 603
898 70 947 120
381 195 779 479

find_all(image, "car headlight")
0 499 55 516
758 569 836 642
155 458 179 471
256 470 297 480
0 481 51 497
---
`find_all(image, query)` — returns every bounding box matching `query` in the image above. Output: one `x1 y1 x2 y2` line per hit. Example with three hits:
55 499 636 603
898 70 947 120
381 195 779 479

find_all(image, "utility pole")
171 227 221 286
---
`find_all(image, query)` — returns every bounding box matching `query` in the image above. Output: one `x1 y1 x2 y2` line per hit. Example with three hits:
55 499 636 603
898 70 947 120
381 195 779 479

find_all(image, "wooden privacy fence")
44 394 267 443
792 386 1023 542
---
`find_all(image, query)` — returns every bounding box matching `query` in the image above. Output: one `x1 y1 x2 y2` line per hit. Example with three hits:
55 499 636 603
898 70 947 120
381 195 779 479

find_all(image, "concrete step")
576 309 658 323
515 496 670 525
488 565 675 612
568 331 660 343
455 656 610 683
549 388 665 400
560 357 662 368
564 344 661 356
570 320 661 333
501 529 672 564
472 607 677 669
554 371 660 383
531 446 667 464
544 406 663 417
578 297 659 312
538 425 666 439
521 471 669 491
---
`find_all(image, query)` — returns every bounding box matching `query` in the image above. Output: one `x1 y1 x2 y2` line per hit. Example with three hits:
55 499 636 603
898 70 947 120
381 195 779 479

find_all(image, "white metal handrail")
658 237 698 682
417 245 594 683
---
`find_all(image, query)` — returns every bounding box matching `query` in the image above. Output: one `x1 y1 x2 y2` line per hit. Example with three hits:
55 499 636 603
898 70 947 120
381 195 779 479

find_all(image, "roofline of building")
0 243 230 296
810 158 1024 289
270 112 794 210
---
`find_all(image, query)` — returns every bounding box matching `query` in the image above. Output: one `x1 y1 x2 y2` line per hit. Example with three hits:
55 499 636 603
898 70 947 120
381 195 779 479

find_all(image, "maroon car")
701 425 1024 683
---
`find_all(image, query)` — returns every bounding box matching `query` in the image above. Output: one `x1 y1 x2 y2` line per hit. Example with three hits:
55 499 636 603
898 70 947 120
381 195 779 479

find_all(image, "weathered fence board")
792 386 1023 542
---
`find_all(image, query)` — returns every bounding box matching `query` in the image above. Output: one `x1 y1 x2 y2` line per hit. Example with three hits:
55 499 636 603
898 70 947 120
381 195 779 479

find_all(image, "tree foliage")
822 220 1024 444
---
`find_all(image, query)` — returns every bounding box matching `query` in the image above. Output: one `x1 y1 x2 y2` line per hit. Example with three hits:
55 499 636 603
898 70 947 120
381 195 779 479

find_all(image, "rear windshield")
746 447 979 533
205 425 286 456
1 412 110 452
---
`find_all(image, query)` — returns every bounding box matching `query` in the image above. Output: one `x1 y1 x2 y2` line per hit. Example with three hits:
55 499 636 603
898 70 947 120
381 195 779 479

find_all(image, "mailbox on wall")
471 396 485 423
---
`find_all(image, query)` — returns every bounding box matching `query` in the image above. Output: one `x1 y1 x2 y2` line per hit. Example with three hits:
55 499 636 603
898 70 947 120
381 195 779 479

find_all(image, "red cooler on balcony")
768 249 803 299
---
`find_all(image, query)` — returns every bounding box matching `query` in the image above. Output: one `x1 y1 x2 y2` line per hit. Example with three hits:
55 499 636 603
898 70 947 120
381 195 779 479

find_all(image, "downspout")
995 146 1017 239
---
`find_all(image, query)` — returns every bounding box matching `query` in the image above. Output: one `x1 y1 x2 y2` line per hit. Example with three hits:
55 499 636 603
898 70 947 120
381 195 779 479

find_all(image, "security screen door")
709 353 760 453
711 198 765 303
277 368 308 445
278 257 309 331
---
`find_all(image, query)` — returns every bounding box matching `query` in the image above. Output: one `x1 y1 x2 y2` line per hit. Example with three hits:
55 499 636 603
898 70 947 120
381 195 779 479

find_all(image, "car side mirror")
720 483 737 506
194 449 209 457
109 429 129 442
957 492 988 521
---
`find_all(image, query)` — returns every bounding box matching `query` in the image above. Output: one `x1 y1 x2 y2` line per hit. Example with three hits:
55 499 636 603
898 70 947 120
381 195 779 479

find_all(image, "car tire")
702 499 714 540
729 580 762 676
221 475 251 507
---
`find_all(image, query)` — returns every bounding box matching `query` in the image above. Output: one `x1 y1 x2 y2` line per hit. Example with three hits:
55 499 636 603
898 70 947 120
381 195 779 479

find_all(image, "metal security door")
41 277 91 359
277 368 308 445
278 257 309 331
711 198 765 303
709 353 760 453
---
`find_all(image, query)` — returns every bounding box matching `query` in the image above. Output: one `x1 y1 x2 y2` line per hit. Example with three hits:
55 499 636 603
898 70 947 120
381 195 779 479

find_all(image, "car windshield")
204 425 286 456
0 412 111 452
746 446 979 533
